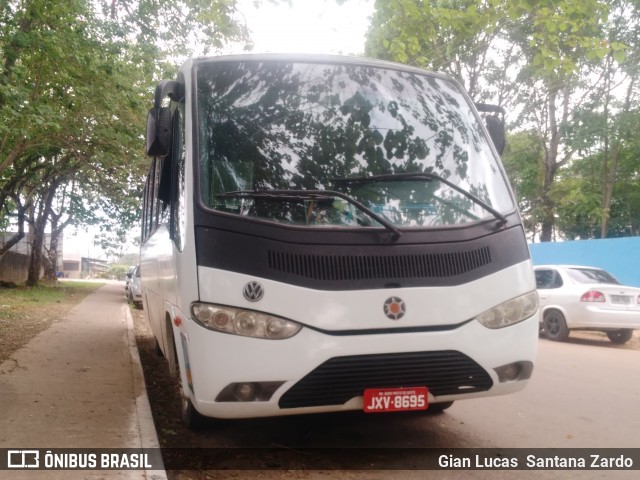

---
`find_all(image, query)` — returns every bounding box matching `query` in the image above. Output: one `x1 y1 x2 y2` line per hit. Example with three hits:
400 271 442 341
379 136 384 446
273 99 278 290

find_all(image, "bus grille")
267 247 492 281
278 350 493 409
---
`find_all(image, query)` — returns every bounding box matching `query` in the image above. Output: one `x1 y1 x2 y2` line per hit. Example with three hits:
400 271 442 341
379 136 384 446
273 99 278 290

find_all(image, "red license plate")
363 387 429 413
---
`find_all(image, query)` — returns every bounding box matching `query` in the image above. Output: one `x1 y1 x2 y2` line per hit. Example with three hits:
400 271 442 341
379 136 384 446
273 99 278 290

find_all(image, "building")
1 232 107 283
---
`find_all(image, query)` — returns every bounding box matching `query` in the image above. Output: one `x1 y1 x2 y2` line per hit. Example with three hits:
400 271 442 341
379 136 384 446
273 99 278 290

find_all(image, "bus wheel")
153 337 163 357
606 329 633 344
426 401 454 414
543 310 569 342
173 343 207 430
180 389 207 430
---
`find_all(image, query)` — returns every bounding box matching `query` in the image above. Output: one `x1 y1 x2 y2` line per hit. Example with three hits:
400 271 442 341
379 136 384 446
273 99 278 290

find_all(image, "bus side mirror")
484 115 505 156
146 107 172 157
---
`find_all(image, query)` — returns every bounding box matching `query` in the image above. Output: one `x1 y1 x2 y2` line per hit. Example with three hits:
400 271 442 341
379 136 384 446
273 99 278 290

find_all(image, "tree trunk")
539 90 559 243
600 75 634 238
538 79 572 242
26 179 61 286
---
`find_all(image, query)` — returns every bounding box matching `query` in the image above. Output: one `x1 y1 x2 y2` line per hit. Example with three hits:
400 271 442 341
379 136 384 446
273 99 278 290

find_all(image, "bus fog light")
494 361 533 382
216 381 285 402
476 291 538 329
234 383 257 401
190 303 302 339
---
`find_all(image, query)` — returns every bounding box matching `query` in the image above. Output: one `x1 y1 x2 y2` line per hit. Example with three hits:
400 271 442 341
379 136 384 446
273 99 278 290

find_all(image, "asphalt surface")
0 282 166 479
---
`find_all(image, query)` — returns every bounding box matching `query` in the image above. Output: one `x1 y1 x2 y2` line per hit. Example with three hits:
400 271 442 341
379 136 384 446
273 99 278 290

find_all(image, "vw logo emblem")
384 297 406 320
243 281 264 302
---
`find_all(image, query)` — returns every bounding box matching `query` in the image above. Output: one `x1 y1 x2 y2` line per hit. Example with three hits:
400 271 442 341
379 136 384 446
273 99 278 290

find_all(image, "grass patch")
0 280 104 363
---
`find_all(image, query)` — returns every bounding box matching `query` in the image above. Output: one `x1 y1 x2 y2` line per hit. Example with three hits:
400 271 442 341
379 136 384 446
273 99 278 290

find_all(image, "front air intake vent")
267 247 492 281
279 350 493 409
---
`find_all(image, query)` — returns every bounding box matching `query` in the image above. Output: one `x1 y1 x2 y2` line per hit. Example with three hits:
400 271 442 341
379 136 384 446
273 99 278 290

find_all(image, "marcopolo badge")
383 297 406 320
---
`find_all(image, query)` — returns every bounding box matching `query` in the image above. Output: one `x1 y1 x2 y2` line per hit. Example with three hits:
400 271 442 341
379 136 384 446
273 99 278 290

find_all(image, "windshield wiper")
215 189 402 240
331 172 507 225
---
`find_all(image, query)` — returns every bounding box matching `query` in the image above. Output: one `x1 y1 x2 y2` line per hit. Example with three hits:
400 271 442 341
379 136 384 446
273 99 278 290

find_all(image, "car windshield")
196 60 514 228
566 268 620 285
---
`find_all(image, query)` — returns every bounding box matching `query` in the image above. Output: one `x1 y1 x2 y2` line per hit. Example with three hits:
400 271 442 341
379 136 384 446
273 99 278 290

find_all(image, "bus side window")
170 104 186 252
142 162 156 242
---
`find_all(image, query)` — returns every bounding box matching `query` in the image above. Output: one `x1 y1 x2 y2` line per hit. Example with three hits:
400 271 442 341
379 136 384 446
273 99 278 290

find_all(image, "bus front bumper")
179 313 539 419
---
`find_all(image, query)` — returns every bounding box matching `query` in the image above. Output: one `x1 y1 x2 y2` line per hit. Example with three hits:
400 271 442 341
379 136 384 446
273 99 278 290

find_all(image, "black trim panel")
195 225 530 290
278 350 493 409
305 319 474 336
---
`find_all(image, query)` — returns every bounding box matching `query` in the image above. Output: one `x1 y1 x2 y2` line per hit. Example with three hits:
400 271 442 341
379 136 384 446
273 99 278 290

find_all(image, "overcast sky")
229 0 374 56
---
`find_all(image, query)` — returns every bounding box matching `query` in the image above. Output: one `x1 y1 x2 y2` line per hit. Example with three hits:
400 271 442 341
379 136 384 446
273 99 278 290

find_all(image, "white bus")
141 54 539 428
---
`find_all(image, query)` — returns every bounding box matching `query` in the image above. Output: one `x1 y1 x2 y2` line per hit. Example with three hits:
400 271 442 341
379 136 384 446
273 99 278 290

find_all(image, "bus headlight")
475 291 538 329
190 303 302 339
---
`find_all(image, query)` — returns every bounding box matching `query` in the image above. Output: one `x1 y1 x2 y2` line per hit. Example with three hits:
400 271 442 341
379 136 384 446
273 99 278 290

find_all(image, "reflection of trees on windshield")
197 60 513 227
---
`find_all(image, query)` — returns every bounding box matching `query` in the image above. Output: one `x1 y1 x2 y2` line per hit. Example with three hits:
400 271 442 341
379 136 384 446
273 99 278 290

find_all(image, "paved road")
449 334 640 449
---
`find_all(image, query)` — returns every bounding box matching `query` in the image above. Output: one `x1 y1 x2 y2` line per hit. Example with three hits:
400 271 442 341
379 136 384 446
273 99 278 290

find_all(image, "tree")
364 0 631 241
365 0 512 101
592 0 640 237
501 131 546 240
553 107 640 239
0 0 250 284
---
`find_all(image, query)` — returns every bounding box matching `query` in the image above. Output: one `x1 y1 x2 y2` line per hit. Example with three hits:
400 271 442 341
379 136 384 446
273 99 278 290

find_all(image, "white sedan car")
534 265 640 344
128 265 143 309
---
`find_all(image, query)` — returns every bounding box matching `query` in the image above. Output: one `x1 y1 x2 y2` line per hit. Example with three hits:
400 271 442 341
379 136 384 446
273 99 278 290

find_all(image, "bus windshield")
196 60 514 228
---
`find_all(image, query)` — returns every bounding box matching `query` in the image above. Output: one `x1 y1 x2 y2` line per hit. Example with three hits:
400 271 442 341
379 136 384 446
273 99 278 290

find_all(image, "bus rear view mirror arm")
475 103 506 156
484 115 505 156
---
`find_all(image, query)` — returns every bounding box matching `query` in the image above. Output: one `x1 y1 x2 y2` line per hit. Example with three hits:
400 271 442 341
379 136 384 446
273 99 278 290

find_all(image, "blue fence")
528 237 640 287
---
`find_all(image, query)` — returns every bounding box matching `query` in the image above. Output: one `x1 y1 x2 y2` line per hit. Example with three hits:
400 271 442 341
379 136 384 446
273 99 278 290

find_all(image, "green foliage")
501 131 546 237
553 108 640 239
365 0 640 241
0 0 250 279
365 0 507 98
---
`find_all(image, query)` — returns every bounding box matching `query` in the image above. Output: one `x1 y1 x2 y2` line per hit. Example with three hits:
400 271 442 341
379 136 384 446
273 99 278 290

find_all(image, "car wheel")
543 310 569 341
606 329 633 344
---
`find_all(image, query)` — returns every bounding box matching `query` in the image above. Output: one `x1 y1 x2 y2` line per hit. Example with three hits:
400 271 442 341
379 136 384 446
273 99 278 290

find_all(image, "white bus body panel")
171 260 539 418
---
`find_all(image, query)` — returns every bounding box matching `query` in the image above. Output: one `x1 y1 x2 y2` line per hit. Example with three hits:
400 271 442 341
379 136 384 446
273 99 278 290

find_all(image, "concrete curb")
123 303 168 480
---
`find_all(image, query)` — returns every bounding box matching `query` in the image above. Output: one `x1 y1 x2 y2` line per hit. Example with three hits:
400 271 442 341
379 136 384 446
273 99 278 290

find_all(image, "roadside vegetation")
0 281 104 364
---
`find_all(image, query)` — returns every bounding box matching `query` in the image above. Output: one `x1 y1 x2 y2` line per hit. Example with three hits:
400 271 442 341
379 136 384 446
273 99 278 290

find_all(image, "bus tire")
180 392 206 430
543 310 569 342
169 325 207 430
606 329 633 344
153 337 163 357
426 401 454 414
